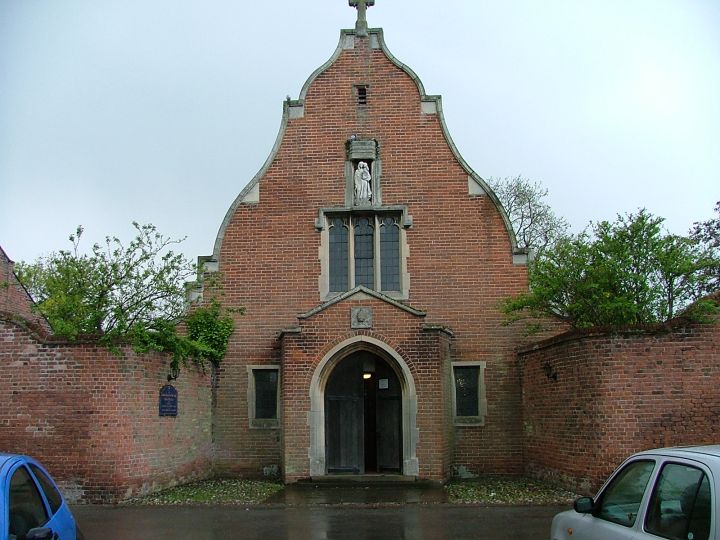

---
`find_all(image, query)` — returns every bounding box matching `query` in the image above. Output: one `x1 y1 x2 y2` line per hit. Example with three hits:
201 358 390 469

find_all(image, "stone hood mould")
297 286 426 321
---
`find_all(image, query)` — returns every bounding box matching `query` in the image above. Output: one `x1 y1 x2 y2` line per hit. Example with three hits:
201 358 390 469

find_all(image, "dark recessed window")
452 362 487 425
254 369 278 420
356 85 368 106
454 366 480 417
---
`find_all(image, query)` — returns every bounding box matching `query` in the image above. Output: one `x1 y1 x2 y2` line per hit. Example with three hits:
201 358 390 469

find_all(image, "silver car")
551 446 717 540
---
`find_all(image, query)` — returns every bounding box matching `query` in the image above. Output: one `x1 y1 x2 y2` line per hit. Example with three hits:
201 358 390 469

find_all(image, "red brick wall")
0 247 52 334
0 317 213 503
211 31 528 479
520 319 720 494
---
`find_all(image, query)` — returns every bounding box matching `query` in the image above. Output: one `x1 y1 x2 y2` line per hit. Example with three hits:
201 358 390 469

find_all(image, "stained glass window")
380 217 400 291
329 218 349 292
354 217 375 288
326 213 401 294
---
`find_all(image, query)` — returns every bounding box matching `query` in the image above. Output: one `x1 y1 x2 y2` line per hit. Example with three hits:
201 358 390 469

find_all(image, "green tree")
15 223 236 370
690 201 720 295
17 223 194 340
504 209 718 329
185 299 236 365
487 175 569 253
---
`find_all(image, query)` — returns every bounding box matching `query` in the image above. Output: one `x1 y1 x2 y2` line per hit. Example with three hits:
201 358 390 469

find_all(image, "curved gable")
212 27 521 261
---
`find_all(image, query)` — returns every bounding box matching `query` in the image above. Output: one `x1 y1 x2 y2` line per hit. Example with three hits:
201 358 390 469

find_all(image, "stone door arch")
308 336 419 477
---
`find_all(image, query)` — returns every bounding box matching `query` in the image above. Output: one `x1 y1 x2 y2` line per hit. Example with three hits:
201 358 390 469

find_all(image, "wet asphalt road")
72 504 563 539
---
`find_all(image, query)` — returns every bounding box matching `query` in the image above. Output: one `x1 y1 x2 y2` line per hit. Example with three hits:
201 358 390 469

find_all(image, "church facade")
200 6 530 482
2 4 717 502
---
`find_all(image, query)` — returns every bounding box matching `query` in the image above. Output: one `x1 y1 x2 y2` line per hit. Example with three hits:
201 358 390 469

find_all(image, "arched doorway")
325 351 402 474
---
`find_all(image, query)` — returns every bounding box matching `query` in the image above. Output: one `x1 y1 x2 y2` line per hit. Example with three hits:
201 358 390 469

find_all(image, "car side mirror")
26 527 56 540
573 496 595 514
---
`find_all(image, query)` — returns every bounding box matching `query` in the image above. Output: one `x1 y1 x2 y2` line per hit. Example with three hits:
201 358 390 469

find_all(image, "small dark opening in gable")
356 85 368 106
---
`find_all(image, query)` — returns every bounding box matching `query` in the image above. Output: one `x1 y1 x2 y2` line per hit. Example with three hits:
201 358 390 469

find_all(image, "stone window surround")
317 206 411 301
451 361 487 427
247 365 281 429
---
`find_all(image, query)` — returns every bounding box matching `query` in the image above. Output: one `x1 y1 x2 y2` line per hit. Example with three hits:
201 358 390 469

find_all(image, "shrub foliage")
15 223 236 371
504 208 719 329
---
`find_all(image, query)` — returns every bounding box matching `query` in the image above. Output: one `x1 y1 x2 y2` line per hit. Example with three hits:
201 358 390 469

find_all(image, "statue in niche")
354 161 372 205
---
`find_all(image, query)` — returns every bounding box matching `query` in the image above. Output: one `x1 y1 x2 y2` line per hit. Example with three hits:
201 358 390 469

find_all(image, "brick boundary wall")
519 316 720 495
0 315 213 503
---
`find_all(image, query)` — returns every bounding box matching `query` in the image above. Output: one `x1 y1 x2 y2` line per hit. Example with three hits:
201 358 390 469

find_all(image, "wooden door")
375 360 402 473
325 357 363 473
324 353 402 474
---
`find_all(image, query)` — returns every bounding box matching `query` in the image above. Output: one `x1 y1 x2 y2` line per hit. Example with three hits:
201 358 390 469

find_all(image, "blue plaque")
159 384 178 417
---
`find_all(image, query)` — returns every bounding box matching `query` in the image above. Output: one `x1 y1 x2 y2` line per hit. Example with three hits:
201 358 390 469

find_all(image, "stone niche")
345 138 381 207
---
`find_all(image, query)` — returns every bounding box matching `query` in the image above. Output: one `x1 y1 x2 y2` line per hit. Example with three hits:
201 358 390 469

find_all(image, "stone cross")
349 0 375 36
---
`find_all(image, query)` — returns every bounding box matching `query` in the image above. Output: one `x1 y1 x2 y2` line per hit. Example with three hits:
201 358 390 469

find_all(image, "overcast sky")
1 0 718 264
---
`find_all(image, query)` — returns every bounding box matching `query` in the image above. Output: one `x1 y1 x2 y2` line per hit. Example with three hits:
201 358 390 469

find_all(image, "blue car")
1 454 83 540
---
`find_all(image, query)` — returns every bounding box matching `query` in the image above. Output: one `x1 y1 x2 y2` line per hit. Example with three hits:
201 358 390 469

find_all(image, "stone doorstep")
265 477 448 505
307 474 422 484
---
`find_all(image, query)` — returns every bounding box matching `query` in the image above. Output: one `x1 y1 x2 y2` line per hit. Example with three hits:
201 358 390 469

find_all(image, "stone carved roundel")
351 307 373 329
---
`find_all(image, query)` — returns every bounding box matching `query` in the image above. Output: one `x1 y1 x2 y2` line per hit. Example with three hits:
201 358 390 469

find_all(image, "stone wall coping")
517 315 715 356
421 324 455 337
0 310 181 352
1 310 56 342
276 327 302 339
